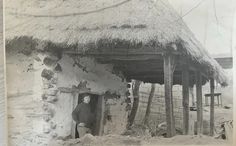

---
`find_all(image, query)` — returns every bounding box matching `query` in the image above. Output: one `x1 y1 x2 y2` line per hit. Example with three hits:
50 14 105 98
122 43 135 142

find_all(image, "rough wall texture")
7 51 128 146
0 64 5 146
7 52 48 146
103 98 128 135
0 0 5 143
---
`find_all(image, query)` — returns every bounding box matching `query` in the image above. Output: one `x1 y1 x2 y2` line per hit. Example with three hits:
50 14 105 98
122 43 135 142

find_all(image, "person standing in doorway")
72 95 94 138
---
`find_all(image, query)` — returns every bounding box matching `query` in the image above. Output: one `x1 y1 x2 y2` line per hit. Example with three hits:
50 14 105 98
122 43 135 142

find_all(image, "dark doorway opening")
75 93 104 138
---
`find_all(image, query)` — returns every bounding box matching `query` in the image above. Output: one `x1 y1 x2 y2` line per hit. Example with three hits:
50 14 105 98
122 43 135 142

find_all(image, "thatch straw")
5 0 228 85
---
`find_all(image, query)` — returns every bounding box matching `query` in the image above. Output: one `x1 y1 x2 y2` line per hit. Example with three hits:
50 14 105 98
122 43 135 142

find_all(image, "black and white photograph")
1 0 236 145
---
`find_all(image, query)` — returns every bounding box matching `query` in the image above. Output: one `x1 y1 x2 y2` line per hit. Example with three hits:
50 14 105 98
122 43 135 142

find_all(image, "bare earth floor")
49 134 229 146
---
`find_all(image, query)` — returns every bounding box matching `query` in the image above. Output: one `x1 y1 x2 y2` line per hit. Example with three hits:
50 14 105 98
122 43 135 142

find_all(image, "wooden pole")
210 79 215 136
127 80 141 128
182 64 189 135
144 83 155 125
190 87 195 106
94 95 105 136
196 71 203 135
99 96 105 135
164 54 175 137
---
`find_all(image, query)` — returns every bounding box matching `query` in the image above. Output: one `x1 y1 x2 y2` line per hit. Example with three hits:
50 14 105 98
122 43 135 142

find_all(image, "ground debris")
122 124 151 137
49 134 227 146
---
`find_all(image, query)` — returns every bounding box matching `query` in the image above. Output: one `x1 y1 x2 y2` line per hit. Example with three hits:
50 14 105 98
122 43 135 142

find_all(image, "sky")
168 0 236 56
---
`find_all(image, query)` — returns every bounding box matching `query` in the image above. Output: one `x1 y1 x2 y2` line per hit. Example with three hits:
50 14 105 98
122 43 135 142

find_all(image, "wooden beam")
182 64 189 135
196 71 203 135
210 79 215 136
64 47 181 55
64 49 164 56
96 55 162 61
127 73 184 78
58 87 101 95
163 53 176 137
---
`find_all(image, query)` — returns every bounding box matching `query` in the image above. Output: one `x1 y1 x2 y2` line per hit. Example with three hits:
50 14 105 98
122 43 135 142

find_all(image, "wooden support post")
127 80 141 128
182 64 189 135
144 83 155 125
71 93 79 138
190 87 195 106
210 79 215 136
96 96 105 136
196 71 203 135
217 96 220 107
164 54 175 137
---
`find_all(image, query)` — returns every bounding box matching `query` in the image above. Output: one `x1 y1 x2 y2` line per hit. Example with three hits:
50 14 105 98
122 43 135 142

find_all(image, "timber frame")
64 47 217 137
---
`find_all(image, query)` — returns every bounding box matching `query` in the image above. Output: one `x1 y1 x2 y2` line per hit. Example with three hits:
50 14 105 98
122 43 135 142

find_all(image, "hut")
5 0 228 144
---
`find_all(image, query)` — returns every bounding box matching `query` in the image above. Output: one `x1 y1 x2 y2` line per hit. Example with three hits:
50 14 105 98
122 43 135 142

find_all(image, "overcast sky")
168 0 236 56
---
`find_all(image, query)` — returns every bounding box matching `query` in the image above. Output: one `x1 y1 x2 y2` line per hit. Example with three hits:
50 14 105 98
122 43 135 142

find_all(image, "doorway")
74 93 104 138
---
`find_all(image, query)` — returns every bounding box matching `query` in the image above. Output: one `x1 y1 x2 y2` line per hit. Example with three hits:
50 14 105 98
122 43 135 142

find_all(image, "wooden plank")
205 93 221 97
196 71 203 135
163 54 176 137
182 64 189 135
98 96 105 136
210 79 215 136
71 93 79 138
94 96 104 135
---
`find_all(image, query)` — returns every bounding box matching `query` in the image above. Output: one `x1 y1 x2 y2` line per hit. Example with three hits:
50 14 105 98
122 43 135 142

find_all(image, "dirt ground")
48 104 233 146
49 134 229 146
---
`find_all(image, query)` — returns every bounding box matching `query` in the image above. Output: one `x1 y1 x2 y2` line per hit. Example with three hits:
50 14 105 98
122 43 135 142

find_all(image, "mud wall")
53 55 128 138
7 52 47 146
7 51 128 146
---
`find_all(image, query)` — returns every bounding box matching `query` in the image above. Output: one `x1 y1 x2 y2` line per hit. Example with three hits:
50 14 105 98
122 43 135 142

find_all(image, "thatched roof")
5 0 228 85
